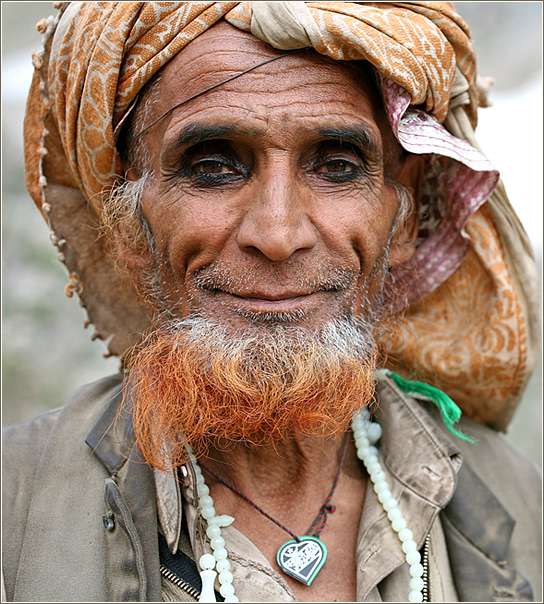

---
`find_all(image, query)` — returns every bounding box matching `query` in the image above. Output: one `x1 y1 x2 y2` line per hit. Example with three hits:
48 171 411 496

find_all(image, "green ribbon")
382 370 475 444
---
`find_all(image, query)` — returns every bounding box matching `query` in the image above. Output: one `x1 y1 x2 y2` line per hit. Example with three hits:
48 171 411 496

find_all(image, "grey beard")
192 262 361 320
162 313 380 373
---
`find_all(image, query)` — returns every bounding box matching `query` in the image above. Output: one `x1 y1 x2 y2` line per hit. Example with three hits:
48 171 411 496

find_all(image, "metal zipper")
160 563 201 600
421 534 431 602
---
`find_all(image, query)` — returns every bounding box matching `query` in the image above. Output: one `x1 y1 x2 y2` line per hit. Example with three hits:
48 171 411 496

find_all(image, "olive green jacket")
2 374 541 602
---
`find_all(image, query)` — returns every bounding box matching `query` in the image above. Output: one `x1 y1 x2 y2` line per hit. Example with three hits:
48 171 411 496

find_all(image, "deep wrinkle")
161 122 384 190
161 123 381 170
128 47 310 143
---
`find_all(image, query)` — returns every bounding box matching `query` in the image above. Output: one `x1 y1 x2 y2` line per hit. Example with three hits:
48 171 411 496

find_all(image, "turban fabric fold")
24 1 540 430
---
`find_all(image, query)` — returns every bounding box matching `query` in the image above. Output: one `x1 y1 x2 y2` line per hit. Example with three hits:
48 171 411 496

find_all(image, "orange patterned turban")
24 2 539 430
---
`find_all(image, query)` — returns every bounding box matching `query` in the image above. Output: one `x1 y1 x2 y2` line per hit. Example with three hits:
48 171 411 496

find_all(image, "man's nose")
236 172 318 262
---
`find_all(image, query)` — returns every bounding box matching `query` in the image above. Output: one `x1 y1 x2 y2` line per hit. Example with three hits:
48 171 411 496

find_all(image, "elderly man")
2 2 541 603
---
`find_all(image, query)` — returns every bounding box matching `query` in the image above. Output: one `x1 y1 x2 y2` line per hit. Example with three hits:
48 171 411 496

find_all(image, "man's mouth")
191 264 357 320
213 289 325 314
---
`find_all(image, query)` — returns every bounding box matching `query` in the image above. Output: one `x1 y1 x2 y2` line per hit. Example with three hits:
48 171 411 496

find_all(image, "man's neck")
197 432 368 601
199 432 363 534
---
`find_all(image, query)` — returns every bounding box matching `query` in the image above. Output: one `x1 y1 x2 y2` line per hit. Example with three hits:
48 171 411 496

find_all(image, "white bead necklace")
353 409 425 603
189 408 424 603
188 449 239 602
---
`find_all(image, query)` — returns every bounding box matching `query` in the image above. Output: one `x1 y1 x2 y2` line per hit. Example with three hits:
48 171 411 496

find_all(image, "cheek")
354 216 394 269
315 191 395 273
328 193 397 311
141 186 239 277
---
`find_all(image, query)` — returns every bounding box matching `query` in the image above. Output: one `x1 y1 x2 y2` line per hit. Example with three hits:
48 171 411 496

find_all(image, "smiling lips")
193 264 355 317
216 289 325 313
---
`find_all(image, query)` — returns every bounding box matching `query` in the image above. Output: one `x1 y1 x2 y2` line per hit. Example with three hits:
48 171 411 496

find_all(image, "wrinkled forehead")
122 20 396 166
164 20 375 87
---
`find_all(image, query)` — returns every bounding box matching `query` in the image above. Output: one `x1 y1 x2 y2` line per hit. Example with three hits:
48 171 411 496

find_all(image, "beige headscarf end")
249 1 322 49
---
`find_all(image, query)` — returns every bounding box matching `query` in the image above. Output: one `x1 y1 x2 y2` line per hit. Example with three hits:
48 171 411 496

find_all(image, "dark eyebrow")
162 123 256 165
160 123 382 167
317 126 381 157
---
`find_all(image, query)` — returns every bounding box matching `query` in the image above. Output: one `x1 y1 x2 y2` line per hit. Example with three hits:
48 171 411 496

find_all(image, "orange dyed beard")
125 317 382 471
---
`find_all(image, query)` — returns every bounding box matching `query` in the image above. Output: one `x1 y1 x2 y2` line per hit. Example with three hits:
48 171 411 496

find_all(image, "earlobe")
394 153 425 201
387 153 425 268
124 166 142 182
107 165 154 272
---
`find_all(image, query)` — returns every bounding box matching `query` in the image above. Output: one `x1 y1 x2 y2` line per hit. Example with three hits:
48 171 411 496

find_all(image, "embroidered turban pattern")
24 2 539 429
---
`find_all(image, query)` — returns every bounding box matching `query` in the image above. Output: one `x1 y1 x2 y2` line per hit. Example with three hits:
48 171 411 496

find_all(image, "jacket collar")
357 377 534 601
376 377 533 600
85 379 136 475
354 377 462 599
85 378 164 602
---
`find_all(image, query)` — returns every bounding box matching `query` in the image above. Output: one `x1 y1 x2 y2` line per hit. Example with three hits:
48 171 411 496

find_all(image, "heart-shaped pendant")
276 535 327 586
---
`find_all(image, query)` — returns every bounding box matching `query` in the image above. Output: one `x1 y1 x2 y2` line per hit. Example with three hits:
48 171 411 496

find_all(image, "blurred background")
2 2 542 467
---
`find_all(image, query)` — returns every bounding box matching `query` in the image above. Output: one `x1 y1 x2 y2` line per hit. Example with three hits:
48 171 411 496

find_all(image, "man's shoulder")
2 373 123 489
444 411 542 601
3 374 123 454
415 392 541 487
3 406 62 465
2 374 126 603
454 411 541 488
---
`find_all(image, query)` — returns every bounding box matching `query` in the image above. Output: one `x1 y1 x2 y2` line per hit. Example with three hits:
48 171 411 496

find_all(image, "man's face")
119 23 421 462
130 23 416 333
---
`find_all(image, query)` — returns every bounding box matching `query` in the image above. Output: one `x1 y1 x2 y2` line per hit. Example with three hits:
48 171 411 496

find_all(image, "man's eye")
318 160 355 174
312 158 361 181
193 160 238 175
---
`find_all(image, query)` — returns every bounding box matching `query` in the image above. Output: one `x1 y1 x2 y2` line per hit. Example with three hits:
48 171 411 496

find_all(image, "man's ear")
124 166 142 182
387 153 425 268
